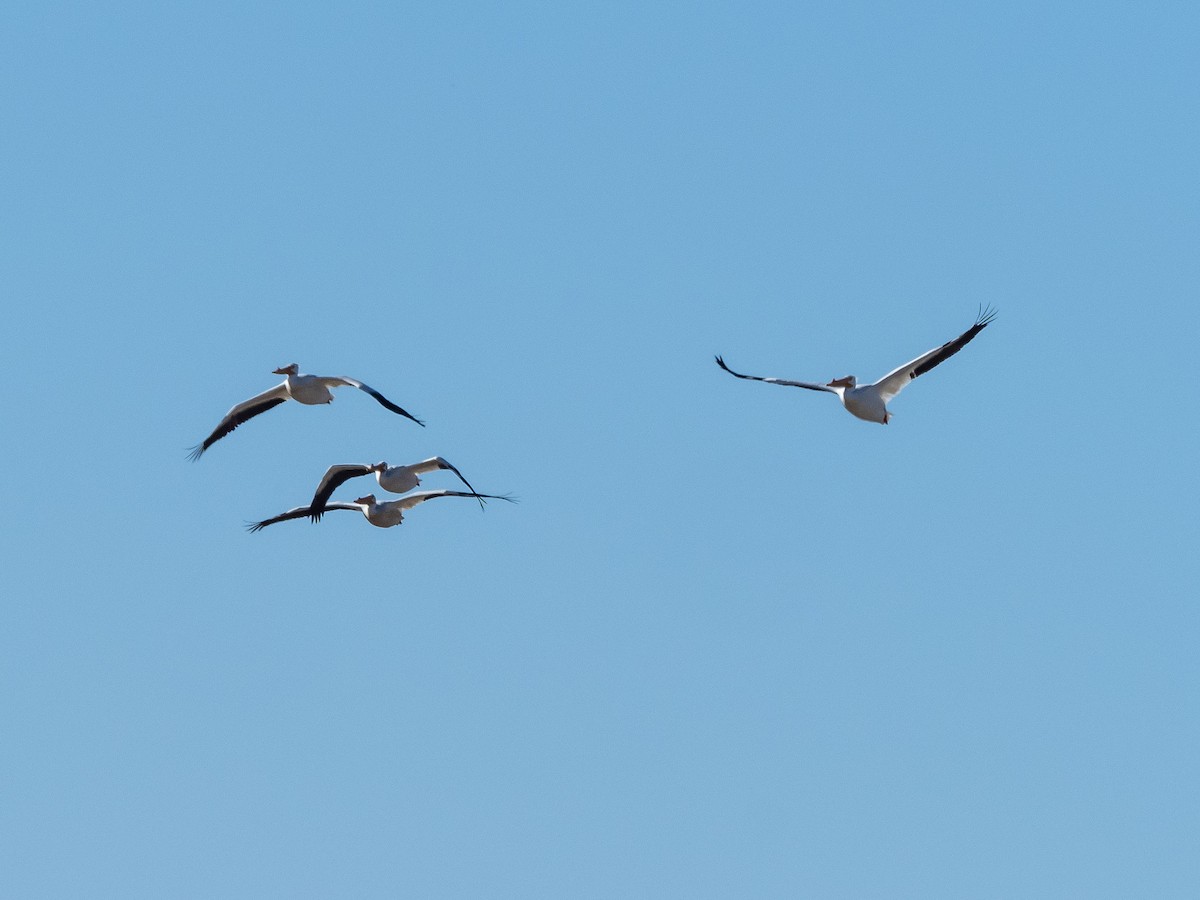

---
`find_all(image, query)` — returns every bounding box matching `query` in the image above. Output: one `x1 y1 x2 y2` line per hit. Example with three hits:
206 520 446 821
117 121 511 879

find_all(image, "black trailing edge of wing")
188 396 287 460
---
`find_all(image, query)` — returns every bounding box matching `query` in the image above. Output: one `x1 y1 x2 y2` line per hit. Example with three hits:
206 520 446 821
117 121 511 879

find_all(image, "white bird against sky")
715 307 996 424
189 363 423 459
247 490 516 532
308 457 485 521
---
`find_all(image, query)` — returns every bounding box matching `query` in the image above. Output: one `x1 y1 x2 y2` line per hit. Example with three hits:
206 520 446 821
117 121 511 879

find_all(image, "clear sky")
3 2 1198 896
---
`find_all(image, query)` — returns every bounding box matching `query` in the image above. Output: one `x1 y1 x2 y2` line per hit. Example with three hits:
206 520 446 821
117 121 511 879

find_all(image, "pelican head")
827 375 857 389
272 363 300 376
354 494 377 506
369 462 388 473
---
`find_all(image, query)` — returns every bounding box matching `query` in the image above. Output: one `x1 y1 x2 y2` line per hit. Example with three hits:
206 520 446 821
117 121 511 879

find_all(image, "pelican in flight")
189 364 424 459
715 307 996 424
308 457 484 521
247 490 516 532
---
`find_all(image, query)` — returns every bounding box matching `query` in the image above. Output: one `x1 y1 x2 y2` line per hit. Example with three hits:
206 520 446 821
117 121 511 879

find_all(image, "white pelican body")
838 383 890 424
716 307 995 425
309 457 483 521
352 495 407 529
248 490 515 532
190 363 423 459
282 371 350 406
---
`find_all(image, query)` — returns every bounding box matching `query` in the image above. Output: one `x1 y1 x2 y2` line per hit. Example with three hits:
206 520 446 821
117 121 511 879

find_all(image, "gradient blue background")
4 2 1198 896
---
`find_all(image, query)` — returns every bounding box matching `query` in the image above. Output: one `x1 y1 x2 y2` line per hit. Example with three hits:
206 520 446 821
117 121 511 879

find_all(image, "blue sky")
3 2 1198 896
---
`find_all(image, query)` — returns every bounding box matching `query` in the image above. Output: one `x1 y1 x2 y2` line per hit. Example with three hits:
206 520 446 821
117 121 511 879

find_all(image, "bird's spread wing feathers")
434 458 484 508
870 306 996 403
189 384 289 459
402 457 486 509
247 502 361 532
309 465 373 522
328 376 425 426
395 489 516 511
714 356 835 393
408 456 445 475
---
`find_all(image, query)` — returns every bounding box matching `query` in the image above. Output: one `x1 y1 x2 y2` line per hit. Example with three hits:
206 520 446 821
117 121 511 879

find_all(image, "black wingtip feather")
453 491 518 505
910 306 998 379
362 386 425 426
714 355 737 376
439 460 485 509
976 304 998 328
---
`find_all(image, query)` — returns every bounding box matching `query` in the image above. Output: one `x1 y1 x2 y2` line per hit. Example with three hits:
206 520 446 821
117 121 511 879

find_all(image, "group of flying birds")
189 308 996 533
189 363 514 532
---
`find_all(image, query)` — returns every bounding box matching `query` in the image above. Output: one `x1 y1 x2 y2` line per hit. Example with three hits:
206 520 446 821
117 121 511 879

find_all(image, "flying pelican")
715 307 996 424
189 364 424 459
308 457 485 521
247 490 516 532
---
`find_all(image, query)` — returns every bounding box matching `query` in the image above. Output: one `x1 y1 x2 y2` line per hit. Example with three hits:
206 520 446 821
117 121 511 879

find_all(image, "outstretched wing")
714 356 836 393
247 502 362 532
404 457 486 509
309 464 374 522
435 458 485 509
394 489 517 511
189 384 289 460
328 376 425 426
870 306 996 403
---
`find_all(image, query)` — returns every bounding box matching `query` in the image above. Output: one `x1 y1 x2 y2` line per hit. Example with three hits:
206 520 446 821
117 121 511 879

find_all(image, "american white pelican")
189 363 423 459
247 490 516 532
309 457 483 521
715 307 996 424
